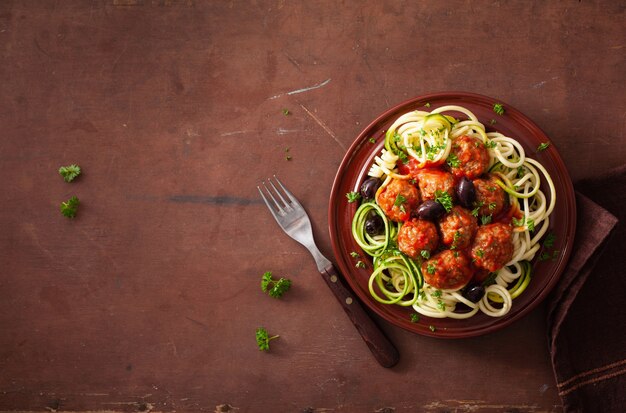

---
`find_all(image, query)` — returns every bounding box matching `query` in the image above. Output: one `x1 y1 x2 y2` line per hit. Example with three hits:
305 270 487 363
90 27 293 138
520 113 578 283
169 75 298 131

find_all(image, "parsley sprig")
60 196 80 218
255 327 279 351
434 190 453 213
261 271 292 299
493 103 505 115
346 192 360 203
59 164 81 182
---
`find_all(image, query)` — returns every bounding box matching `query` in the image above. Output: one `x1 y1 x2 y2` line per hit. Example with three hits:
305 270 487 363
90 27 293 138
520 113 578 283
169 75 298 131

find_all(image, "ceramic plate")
328 92 576 338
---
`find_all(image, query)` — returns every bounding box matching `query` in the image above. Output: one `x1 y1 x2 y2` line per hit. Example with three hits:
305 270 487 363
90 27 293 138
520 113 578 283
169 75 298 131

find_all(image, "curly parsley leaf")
543 233 556 248
434 190 453 213
346 192 360 203
446 153 461 168
261 271 292 299
60 196 80 218
493 103 505 115
537 142 550 151
256 327 279 351
59 164 81 182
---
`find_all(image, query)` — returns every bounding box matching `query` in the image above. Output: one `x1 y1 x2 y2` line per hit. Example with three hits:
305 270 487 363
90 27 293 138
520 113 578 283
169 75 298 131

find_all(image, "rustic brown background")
0 1 624 412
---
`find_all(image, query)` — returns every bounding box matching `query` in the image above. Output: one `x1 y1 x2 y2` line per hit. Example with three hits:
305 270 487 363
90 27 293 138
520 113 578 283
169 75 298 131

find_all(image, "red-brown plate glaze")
328 92 576 338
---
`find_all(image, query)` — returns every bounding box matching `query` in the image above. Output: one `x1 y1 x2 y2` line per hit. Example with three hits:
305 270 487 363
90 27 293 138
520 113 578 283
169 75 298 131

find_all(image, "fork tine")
273 175 302 208
268 179 292 211
257 185 282 220
262 181 285 215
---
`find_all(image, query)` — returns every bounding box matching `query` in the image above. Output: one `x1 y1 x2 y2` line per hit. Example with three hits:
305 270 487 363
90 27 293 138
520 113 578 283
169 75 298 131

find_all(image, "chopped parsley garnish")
282 108 290 115
475 249 484 258
427 264 436 275
517 166 525 178
346 192 360 203
526 218 535 232
432 290 442 298
355 261 366 269
484 140 497 149
60 196 80 218
446 153 461 168
420 250 430 259
543 233 556 248
493 103 505 115
350 251 360 258
488 202 497 211
437 300 446 311
261 271 292 299
394 194 407 213
424 102 431 108
434 190 453 213
369 137 376 143
410 313 420 323
451 231 462 249
481 215 492 225
471 206 480 217
429 325 436 332
58 164 81 182
256 327 279 351
537 142 550 151
539 252 551 261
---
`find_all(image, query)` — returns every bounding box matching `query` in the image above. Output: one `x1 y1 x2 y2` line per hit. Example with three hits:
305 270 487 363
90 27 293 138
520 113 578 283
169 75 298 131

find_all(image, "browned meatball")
448 135 490 179
473 175 507 217
376 178 420 222
422 250 473 290
470 223 514 272
415 169 455 201
398 219 439 258
439 206 478 250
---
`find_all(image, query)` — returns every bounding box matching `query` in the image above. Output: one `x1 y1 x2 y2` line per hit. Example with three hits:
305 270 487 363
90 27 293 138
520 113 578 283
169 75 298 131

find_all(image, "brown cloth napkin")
547 164 626 413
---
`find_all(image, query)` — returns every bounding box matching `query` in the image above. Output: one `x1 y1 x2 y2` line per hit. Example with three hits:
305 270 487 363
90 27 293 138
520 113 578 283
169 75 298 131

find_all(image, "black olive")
364 213 384 236
360 177 382 200
456 177 476 208
416 200 446 221
464 284 485 303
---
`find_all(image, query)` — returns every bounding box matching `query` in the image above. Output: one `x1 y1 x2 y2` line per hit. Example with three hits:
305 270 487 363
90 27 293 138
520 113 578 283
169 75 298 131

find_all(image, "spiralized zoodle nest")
352 105 556 320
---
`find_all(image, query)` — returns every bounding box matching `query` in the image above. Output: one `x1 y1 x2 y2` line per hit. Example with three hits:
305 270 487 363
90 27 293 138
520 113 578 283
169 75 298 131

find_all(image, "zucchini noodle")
353 105 557 320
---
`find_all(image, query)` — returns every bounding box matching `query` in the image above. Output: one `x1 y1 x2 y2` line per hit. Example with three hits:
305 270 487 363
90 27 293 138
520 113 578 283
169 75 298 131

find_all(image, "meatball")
398 219 439 258
470 223 514 272
415 169 455 201
376 178 420 222
422 250 473 290
448 135 490 179
473 175 507 217
439 206 478 250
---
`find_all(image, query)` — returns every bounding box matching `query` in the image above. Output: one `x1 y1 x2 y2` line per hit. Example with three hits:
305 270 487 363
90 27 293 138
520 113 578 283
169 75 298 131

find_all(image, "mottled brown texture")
0 1 624 412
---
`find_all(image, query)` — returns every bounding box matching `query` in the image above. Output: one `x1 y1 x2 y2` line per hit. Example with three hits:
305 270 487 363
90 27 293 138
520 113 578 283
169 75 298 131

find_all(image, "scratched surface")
0 1 624 412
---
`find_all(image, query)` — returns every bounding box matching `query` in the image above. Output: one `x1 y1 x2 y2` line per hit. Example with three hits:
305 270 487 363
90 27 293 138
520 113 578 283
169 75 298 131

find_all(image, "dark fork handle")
321 264 400 368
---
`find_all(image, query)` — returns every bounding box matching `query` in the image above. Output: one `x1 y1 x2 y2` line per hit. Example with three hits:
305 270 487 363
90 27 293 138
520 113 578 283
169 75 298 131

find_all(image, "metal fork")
258 176 399 368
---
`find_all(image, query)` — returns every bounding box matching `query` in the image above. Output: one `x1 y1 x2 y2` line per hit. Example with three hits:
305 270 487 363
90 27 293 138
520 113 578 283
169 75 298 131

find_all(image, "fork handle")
321 264 399 368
